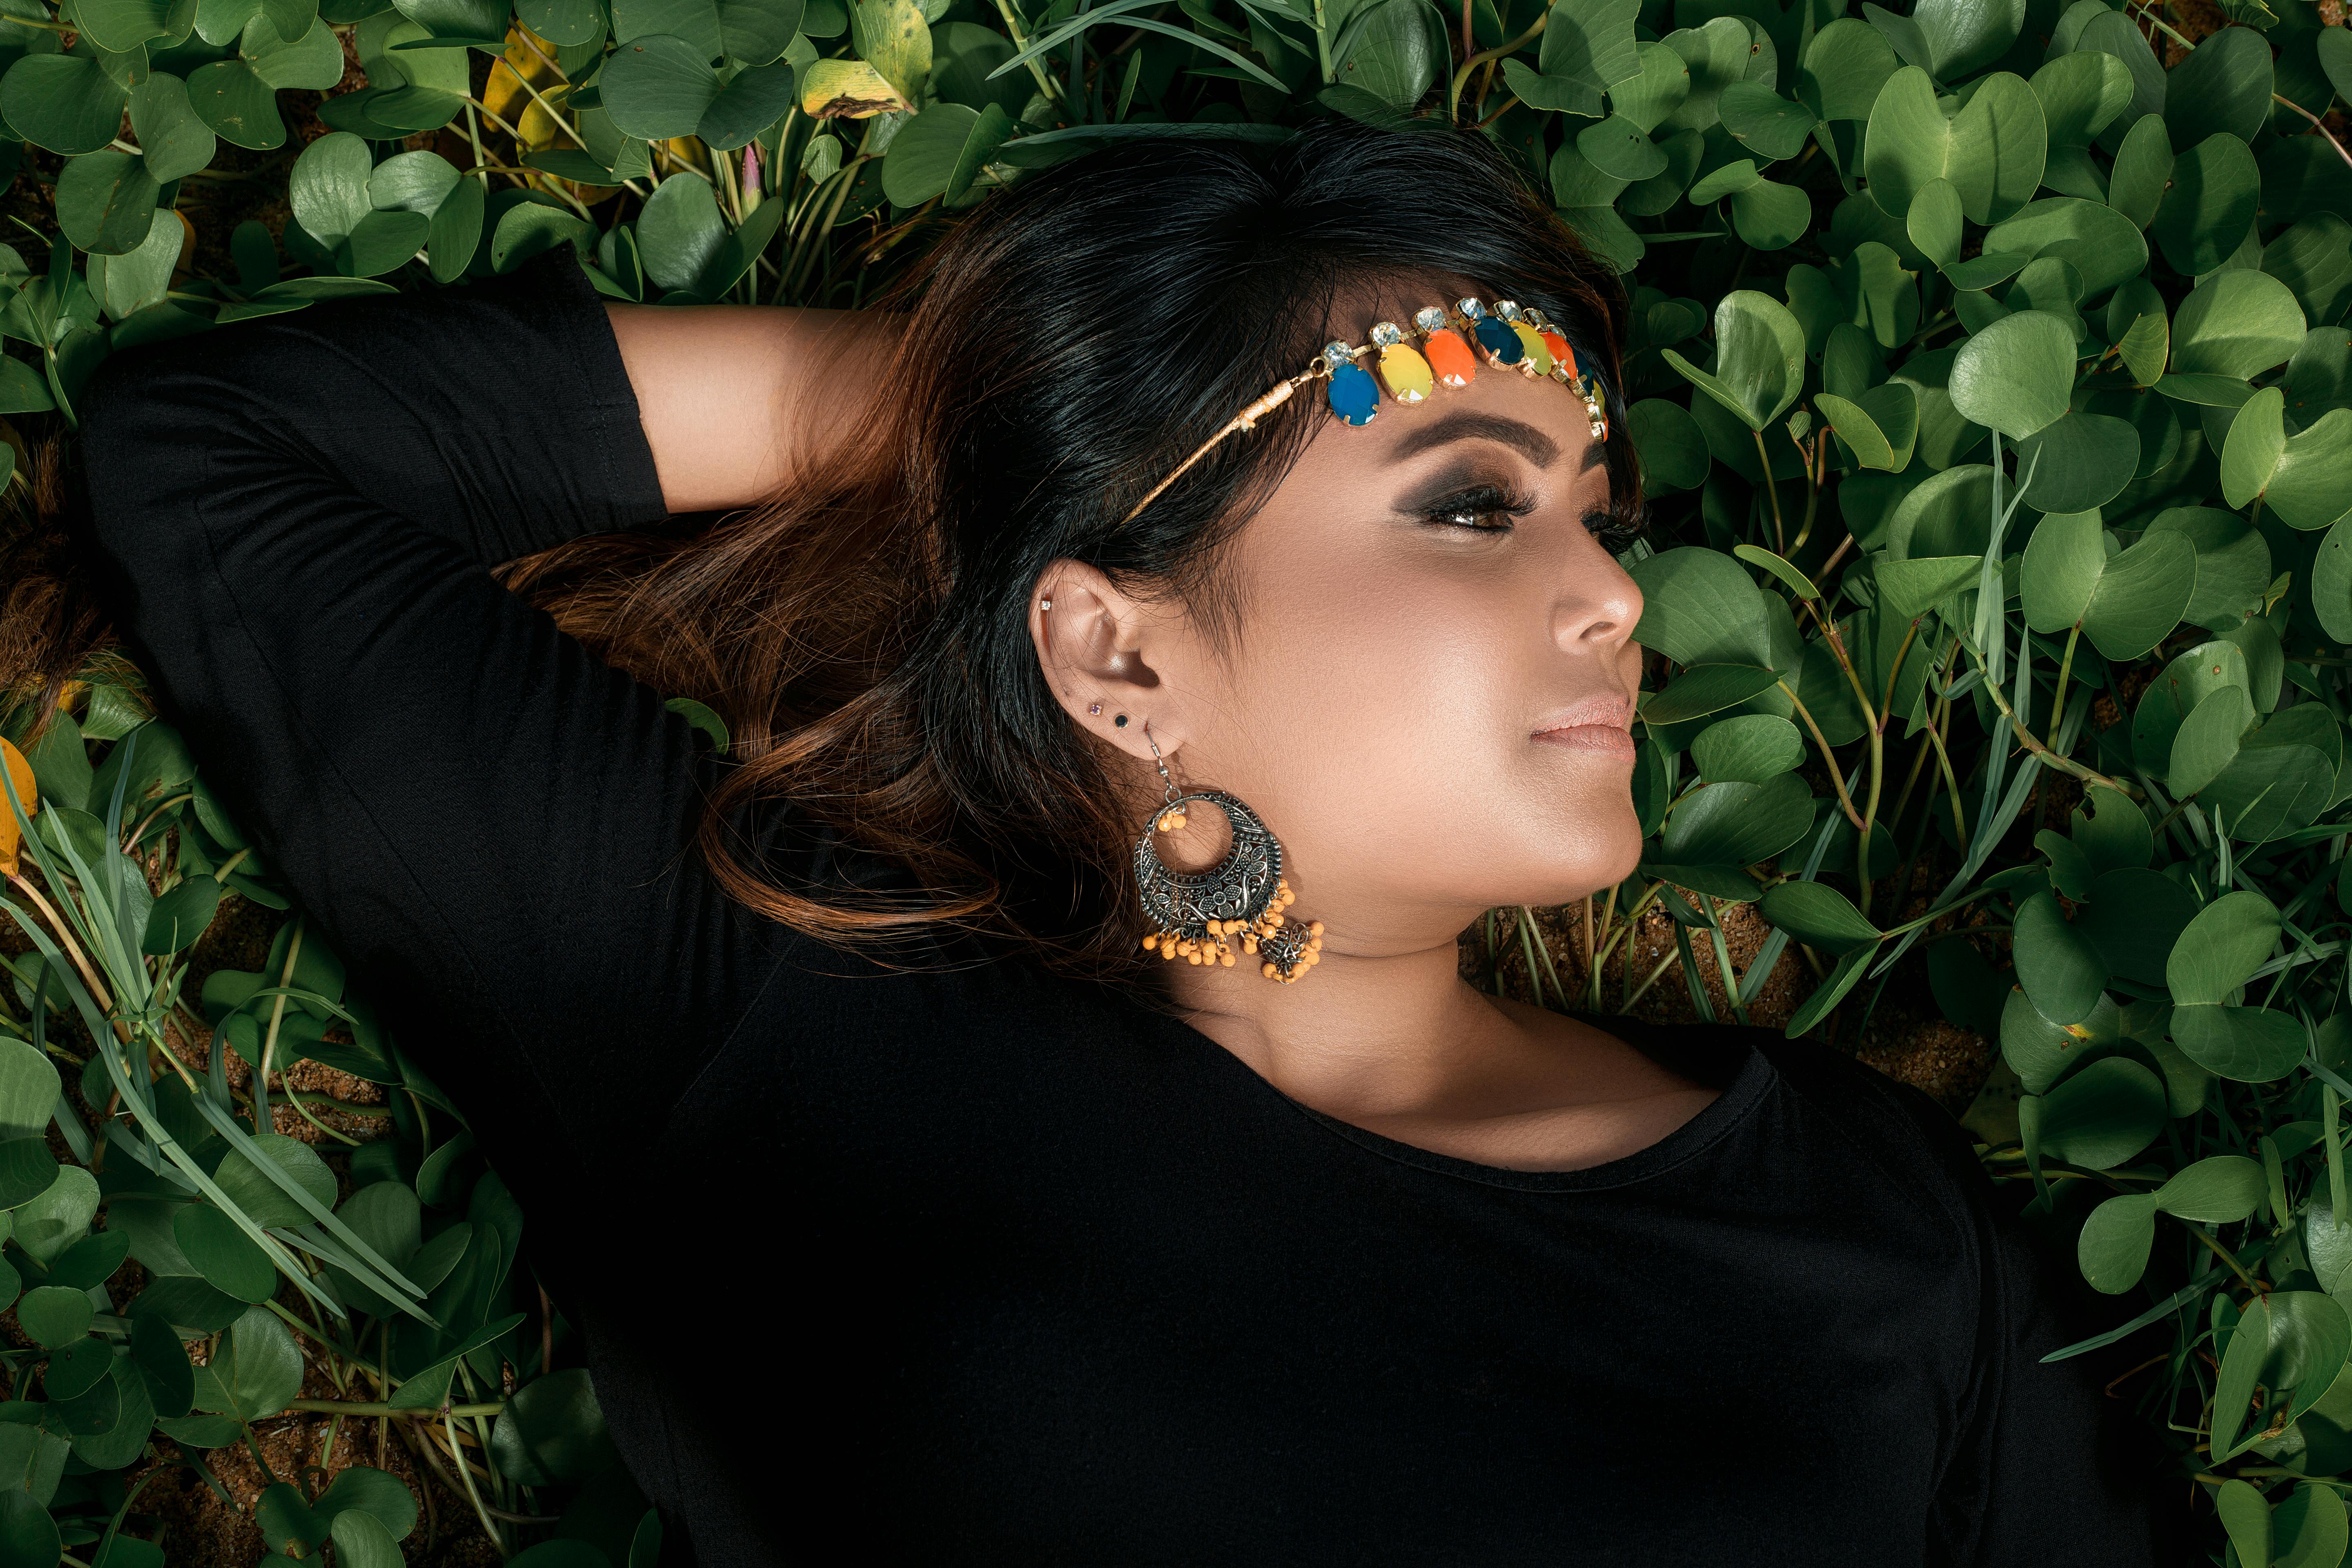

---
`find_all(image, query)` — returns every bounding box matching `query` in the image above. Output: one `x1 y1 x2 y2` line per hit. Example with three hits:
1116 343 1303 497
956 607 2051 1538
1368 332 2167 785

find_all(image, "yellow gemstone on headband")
1512 324 1554 376
1376 343 1434 404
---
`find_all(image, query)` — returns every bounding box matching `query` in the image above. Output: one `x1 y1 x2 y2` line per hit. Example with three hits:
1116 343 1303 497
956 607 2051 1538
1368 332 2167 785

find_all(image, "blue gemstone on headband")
1327 360 1378 425
1473 315 1524 365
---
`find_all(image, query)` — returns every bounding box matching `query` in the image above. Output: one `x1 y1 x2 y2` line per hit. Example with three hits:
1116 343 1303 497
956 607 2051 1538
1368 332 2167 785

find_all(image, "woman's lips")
1533 724 1637 756
1532 694 1636 756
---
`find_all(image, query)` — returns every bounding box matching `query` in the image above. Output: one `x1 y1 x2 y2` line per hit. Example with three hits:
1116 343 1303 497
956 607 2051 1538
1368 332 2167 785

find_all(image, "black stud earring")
1115 714 1129 727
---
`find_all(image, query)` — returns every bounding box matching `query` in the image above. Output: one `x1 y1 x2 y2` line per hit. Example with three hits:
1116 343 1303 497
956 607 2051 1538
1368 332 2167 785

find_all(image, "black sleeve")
1921 1122 2188 1568
71 251 797 1197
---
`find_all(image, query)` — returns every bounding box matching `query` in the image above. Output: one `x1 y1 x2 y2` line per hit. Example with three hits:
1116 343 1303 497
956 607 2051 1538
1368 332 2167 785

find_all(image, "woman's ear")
1029 560 1189 762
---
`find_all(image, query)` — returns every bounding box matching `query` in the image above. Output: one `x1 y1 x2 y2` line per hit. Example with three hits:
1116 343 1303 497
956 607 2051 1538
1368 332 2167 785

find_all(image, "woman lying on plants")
54 120 2163 1563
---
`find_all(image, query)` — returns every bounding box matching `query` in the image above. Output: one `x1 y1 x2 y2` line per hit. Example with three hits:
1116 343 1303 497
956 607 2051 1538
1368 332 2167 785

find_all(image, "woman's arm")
604 303 902 513
71 252 807 1205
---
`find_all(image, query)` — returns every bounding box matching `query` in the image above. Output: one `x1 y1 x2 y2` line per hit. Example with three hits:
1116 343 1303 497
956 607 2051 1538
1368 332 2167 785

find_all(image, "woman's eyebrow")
1386 412 1561 468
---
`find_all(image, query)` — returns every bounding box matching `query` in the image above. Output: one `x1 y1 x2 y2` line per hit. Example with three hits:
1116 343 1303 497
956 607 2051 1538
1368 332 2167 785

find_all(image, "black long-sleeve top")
71 251 2178 1566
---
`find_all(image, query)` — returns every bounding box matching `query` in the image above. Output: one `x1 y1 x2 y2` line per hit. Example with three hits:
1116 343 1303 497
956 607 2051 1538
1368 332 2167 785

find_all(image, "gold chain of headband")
1117 296 1608 527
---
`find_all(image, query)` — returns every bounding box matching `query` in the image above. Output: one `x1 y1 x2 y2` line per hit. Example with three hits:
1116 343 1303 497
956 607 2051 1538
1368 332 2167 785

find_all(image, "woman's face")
1036 302 1644 952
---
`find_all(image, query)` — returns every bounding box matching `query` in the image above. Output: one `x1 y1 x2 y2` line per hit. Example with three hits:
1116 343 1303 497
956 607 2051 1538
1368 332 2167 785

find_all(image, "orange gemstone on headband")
1422 329 1478 389
1543 330 1577 382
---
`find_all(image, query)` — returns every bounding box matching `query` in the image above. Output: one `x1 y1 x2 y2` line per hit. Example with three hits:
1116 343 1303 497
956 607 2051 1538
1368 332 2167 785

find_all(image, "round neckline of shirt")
1155 1004 1779 1194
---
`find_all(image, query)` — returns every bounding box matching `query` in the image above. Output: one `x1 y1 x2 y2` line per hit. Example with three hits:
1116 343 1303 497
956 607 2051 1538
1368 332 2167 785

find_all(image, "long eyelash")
1585 509 1643 555
1422 483 1536 532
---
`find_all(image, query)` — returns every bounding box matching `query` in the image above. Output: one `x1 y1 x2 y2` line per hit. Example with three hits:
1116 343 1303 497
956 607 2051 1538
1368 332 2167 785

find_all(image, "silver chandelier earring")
1131 720 1325 983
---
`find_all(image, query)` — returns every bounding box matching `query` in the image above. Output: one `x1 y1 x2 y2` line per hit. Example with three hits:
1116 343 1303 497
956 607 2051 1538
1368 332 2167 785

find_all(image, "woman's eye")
1423 488 1528 532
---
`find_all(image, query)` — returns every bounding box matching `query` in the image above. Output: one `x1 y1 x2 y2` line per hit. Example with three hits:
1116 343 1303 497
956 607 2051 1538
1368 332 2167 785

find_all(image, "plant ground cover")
5 0 2352 1554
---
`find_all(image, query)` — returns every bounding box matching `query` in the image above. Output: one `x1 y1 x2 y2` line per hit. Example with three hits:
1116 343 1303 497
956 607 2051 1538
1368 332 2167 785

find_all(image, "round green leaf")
2077 1192 2158 1294
635 169 725 293
2078 526 2193 660
1662 288 1806 432
1980 197 2147 301
2017 410 2139 514
2166 26 2273 149
2174 269 2307 380
1719 82 1815 160
0 56 132 155
2174 1003 2305 1082
2037 1054 2166 1168
213 1132 335 1228
17 1286 91 1349
600 33 724 139
53 149 163 258
129 71 217 184
2020 508 2101 632
2277 1482 2350 1568
1948 308 2076 439
2076 867 2199 986
1730 179 1811 250
1797 17 1895 120
2013 889 2106 1025
1688 714 1803 783
2152 1154 2265 1223
1659 773 1813 868
0 1490 62 1568
2167 888 2281 1004
212 1303 303 1420
329 1511 403 1568
2152 131 2261 278
2107 111 2172 230
1626 546 1775 667
172 1202 278 1303
1579 114 1668 182
1627 398 1708 491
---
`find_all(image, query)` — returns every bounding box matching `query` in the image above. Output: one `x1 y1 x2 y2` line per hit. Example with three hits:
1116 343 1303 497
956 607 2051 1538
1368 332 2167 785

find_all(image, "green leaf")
1817 383 1918 470
1731 543 1818 600
2020 508 2101 633
2013 889 2106 1025
635 170 725 292
2314 517 2352 643
2214 1292 2352 1461
1759 880 1882 953
2222 390 2352 531
1948 308 2076 439
16 1286 90 1348
2106 111 2172 230
2170 684 2256 797
0 1493 61 1566
1537 0 1641 108
2077 1193 2158 1293
2276 1484 2350 1568
2174 269 2307 380
1662 289 1806 432
1627 398 1708 491
1688 714 1804 783
328 1510 403 1568
1640 663 1782 725
2078 524 2193 660
1608 40 1690 134
1863 66 2045 223
882 100 1010 205
1797 17 1896 121
601 33 723 138
1659 773 1813 867
206 1303 303 1420
2154 1154 2266 1222
2166 888 2279 1005
2036 1054 2166 1167
1785 942 1875 1036
1729 180 1812 250
212 1132 336 1228
185 13 345 149
2166 26 2273 149
1627 546 1775 667
1718 82 1816 160
55 150 160 258
172 1202 278 1303
1902 0 2022 78
0 56 132 155
849 0 931 101
1873 553 1980 618
1980 197 2147 301
314 1464 420 1541
2151 131 2262 278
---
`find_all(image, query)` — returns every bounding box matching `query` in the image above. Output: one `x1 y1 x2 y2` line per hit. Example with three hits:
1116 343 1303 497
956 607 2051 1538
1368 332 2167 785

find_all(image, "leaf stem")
1778 679 1869 829
1752 428 1786 552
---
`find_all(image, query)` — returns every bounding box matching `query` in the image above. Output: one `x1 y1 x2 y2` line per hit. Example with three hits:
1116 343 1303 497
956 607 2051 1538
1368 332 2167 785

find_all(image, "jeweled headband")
1118 296 1610 526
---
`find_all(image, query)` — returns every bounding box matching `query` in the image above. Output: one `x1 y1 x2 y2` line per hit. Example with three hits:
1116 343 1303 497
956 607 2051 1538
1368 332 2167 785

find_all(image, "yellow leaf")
486 20 566 150
0 736 36 879
852 0 932 102
800 58 913 118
